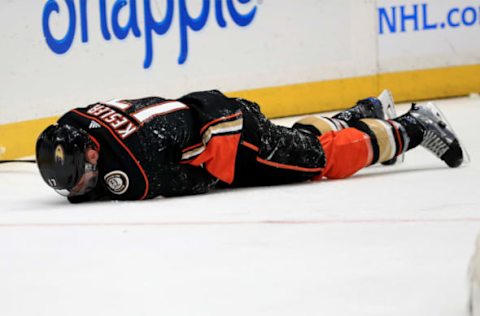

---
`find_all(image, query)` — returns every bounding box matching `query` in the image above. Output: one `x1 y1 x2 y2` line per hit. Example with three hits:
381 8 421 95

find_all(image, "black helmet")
36 124 97 193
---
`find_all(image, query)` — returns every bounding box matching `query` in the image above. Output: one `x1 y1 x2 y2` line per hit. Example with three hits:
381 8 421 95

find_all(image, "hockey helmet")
36 124 99 196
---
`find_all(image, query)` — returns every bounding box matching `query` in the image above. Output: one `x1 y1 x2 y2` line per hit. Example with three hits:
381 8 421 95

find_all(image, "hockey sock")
293 116 348 136
393 113 424 150
349 118 409 165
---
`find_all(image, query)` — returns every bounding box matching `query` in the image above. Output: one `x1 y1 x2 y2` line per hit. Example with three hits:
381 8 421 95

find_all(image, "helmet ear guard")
36 124 97 192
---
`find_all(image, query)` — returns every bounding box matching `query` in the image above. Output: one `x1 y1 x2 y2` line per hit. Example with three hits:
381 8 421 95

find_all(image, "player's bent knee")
319 128 373 179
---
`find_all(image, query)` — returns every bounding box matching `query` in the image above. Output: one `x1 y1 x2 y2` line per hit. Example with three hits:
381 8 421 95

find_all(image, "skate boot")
407 102 468 168
334 89 397 123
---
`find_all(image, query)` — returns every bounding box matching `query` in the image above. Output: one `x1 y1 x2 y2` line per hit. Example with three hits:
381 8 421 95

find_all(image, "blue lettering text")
380 4 480 34
462 7 477 26
42 0 76 54
422 4 437 30
379 7 397 34
400 4 419 32
112 0 141 40
42 0 258 69
178 0 210 65
447 8 461 27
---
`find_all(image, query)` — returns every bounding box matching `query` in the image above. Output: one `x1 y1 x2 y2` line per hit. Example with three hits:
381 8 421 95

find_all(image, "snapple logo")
42 0 258 68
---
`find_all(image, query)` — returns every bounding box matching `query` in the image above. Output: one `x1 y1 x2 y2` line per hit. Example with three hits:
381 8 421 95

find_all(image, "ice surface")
1 97 480 316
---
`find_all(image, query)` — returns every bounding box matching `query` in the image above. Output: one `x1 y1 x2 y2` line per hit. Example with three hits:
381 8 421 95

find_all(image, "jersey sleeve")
67 185 110 204
157 164 218 197
131 104 219 199
177 90 244 184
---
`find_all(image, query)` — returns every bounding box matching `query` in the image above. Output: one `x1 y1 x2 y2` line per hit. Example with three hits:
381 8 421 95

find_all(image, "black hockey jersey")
59 90 245 202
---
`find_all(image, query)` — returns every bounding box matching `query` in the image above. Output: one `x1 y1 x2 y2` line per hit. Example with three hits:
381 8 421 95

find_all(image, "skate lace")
421 130 449 157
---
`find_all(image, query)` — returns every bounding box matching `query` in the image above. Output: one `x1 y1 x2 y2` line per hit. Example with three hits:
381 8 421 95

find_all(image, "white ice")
1 96 480 316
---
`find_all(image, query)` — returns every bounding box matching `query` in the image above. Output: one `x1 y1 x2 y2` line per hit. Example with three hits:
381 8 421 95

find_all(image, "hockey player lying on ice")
36 90 466 203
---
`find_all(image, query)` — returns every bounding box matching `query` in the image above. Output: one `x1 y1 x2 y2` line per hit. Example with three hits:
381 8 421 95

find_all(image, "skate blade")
424 101 471 165
378 89 397 120
378 89 405 165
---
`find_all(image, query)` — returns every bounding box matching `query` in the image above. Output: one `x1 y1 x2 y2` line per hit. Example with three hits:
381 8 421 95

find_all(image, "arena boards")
1 1 479 159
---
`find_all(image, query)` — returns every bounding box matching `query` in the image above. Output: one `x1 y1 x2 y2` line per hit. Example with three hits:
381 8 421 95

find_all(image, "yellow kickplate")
0 117 58 160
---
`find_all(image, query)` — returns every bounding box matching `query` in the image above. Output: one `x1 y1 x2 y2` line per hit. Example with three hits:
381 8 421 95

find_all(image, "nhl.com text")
379 2 480 34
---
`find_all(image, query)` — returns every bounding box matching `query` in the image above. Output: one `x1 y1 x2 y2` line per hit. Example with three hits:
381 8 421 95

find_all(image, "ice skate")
334 89 397 122
377 89 397 122
408 102 469 168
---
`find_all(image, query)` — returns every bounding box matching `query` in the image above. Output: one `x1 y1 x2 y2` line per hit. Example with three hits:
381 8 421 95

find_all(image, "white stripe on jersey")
103 99 131 110
181 118 243 161
132 101 189 123
202 119 243 144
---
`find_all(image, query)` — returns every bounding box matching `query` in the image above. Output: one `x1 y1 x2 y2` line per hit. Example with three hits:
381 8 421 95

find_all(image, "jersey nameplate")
87 104 137 139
